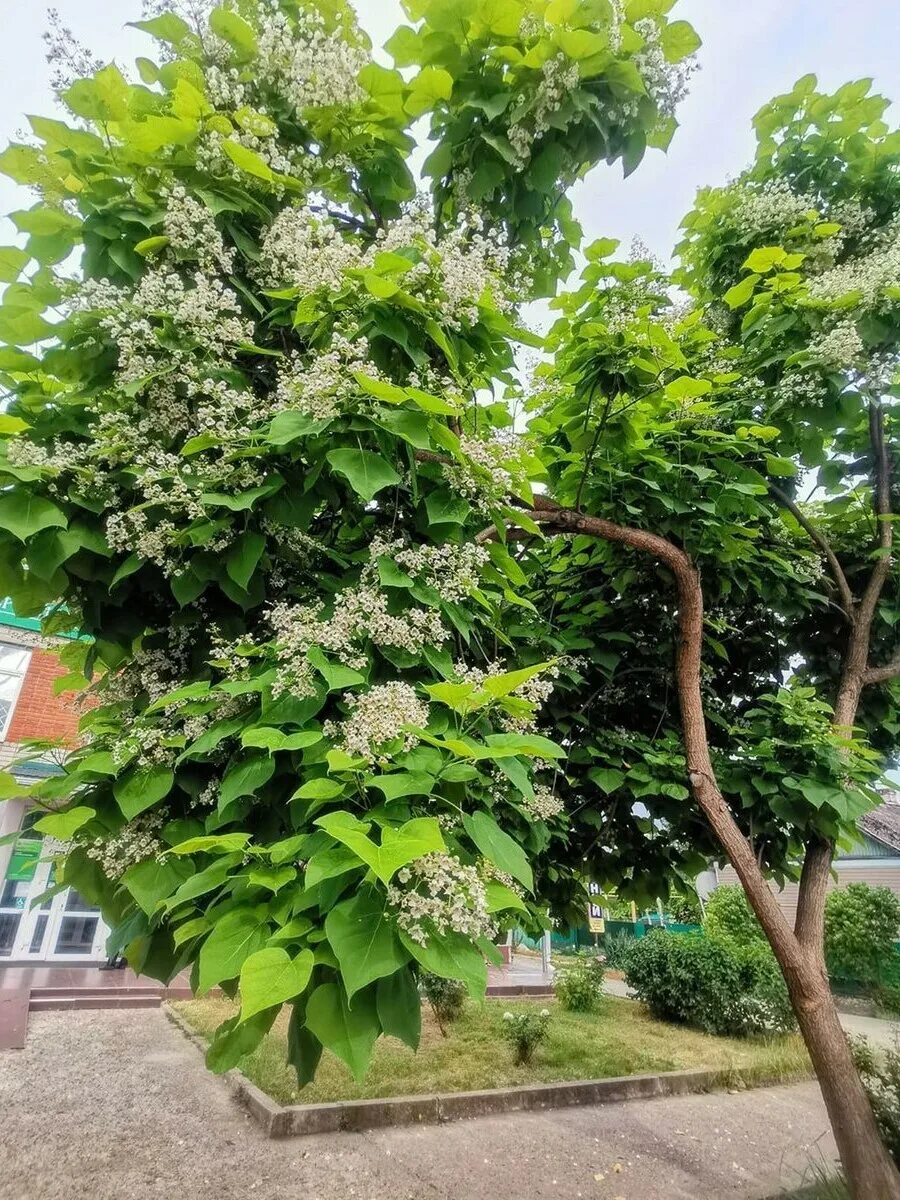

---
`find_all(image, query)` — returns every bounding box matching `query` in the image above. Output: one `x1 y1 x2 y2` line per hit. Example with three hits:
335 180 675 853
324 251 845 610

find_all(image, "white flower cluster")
365 536 488 604
508 53 580 166
808 319 864 369
255 1 367 114
86 812 166 879
44 7 102 97
330 681 429 763
269 585 448 697
725 179 818 240
808 218 900 311
274 333 375 420
261 200 520 330
163 185 235 274
776 368 829 409
521 784 565 821
387 851 495 945
633 18 698 120
443 430 534 509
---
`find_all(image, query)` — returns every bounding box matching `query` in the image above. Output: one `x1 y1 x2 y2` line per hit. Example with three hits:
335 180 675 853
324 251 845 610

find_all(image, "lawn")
171 994 811 1106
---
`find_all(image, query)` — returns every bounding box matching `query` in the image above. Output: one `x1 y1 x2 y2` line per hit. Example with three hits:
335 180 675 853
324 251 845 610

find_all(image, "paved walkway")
0 1009 837 1200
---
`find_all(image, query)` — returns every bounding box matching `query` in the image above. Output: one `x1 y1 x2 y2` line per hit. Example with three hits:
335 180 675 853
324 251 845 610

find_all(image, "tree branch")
864 652 900 686
795 835 834 952
858 401 893 630
768 482 854 618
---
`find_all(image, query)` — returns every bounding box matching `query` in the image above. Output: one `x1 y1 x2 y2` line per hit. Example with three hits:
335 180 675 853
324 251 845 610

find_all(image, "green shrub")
601 930 635 969
554 952 605 1013
669 889 703 925
420 973 466 1035
851 1036 900 1168
825 884 900 990
704 885 766 945
500 1008 551 1064
623 931 794 1038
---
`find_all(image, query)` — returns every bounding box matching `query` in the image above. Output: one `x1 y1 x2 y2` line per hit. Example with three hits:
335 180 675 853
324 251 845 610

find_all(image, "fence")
516 918 702 956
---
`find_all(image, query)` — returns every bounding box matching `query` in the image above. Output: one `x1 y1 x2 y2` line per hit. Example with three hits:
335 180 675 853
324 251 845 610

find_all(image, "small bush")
623 930 794 1038
420 973 466 1035
554 952 605 1012
601 930 635 969
825 884 900 991
704 885 766 945
669 889 703 925
851 1035 900 1168
500 1008 551 1064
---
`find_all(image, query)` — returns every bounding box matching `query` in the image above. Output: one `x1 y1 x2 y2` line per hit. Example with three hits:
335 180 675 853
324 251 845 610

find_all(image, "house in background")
714 791 900 924
0 603 107 965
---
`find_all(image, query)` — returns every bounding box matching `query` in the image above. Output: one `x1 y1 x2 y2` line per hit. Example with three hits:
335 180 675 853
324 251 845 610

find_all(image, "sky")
1 1 899 263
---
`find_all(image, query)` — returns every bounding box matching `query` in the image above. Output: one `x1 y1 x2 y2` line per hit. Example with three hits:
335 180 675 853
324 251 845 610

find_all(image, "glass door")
1 814 108 962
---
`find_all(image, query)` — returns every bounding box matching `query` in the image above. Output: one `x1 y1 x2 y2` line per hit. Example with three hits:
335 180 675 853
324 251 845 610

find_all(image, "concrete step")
29 994 162 1012
30 985 161 998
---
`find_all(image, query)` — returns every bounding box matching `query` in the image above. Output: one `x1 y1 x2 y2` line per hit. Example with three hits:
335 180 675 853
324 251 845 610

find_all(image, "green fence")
516 918 703 956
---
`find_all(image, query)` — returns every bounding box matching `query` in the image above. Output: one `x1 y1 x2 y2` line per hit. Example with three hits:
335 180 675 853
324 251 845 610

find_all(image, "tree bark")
527 502 900 1198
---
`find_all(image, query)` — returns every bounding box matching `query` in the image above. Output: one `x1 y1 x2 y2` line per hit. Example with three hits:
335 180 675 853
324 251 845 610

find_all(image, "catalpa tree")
0 0 698 1079
523 77 900 1197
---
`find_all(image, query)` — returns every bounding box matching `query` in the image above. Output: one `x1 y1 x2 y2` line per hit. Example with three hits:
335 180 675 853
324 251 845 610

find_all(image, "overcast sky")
1 1 899 265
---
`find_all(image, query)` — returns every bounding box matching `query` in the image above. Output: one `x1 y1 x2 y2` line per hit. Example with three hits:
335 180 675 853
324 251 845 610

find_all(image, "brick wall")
6 648 81 745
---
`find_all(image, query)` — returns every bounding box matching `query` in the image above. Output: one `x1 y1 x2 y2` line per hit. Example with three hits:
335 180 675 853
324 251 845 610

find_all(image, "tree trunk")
789 958 900 1198
526 502 900 1198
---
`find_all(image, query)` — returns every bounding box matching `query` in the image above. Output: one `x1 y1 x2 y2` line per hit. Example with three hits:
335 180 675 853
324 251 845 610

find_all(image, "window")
0 642 30 737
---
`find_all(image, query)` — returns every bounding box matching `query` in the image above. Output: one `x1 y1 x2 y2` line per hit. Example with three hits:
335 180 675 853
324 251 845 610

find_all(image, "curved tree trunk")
528 501 900 1199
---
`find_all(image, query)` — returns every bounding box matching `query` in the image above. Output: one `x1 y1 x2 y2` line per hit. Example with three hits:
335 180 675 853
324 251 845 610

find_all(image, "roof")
858 803 900 854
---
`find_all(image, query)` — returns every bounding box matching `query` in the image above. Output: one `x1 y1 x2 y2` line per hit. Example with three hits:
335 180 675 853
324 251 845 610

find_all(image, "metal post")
541 930 551 976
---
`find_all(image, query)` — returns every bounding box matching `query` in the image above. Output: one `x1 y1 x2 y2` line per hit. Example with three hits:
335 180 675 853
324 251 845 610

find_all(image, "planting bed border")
164 1004 762 1139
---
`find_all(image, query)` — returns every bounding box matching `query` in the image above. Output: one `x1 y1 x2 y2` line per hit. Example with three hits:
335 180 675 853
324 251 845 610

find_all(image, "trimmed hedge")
623 931 794 1037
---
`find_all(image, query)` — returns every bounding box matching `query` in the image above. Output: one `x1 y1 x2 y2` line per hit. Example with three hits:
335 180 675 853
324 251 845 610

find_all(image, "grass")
171 994 812 1107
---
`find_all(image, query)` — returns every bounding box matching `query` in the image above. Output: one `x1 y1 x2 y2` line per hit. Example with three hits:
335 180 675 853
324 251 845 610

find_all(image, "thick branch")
794 836 834 952
768 483 854 618
864 653 900 685
858 401 893 630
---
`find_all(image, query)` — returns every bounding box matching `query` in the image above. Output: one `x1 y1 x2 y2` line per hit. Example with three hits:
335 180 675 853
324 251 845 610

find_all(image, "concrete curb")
164 1004 728 1139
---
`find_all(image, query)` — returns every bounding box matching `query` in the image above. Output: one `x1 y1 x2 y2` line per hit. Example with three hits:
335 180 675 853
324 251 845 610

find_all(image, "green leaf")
34 806 95 840
122 856 193 916
405 66 453 117
376 966 421 1051
660 19 701 62
222 139 274 182
247 864 296 893
589 767 625 794
743 246 786 274
293 777 345 802
765 455 798 477
169 833 250 856
304 980 380 1083
724 274 759 309
315 813 446 884
326 886 409 999
206 1009 278 1074
326 448 401 502
400 928 487 1000
226 530 266 590
462 810 533 892
209 7 258 56
0 248 29 283
365 772 434 801
241 728 322 753
198 906 269 994
239 947 314 1022
0 493 66 543
485 880 527 914
219 754 276 813
113 765 175 820
305 845 361 889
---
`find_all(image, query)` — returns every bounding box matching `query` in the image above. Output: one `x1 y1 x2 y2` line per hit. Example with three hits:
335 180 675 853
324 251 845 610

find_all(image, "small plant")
602 930 635 970
554 952 605 1013
850 1034 900 1167
500 1008 552 1065
420 973 466 1036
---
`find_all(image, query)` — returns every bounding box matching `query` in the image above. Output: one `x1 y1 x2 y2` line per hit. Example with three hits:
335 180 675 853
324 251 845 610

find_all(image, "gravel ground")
0 1009 837 1200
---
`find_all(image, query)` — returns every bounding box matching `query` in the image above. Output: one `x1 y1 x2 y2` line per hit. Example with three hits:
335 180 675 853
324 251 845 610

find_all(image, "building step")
29 985 162 999
28 994 162 1012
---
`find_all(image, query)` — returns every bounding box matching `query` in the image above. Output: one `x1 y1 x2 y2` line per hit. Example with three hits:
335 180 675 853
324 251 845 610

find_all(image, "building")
0 604 108 964
715 793 900 924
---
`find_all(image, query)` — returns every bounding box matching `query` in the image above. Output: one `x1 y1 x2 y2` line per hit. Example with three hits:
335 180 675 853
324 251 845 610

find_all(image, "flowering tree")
0 0 697 1080
524 77 900 1196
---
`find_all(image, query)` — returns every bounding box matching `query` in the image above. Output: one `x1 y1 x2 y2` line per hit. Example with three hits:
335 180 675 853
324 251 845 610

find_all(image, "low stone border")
164 1004 725 1139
